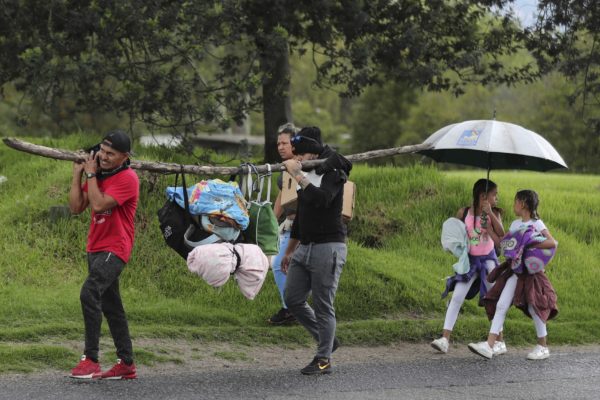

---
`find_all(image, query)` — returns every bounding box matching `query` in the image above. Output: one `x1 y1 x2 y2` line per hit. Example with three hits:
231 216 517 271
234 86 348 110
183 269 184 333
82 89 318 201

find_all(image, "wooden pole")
2 137 431 175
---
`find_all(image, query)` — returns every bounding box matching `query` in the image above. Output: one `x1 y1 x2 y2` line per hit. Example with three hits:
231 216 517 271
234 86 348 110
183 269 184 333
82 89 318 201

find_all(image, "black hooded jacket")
290 146 352 244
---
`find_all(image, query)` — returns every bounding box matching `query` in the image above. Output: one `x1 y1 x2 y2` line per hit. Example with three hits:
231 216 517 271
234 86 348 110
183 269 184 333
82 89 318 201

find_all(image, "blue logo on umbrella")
456 129 482 146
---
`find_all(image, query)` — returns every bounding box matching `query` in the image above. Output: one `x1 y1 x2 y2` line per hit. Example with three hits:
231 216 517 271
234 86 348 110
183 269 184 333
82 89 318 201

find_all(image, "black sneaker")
300 357 332 375
268 308 296 325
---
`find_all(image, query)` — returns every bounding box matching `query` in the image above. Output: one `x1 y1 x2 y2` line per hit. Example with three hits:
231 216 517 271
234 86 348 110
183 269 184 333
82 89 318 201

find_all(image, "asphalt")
1 346 600 399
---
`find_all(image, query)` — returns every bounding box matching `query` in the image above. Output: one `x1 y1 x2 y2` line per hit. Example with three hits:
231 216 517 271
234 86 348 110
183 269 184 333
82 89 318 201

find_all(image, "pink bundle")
186 243 269 300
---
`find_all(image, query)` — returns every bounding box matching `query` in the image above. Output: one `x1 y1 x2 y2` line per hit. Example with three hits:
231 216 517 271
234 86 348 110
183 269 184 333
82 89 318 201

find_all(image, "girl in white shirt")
468 189 557 360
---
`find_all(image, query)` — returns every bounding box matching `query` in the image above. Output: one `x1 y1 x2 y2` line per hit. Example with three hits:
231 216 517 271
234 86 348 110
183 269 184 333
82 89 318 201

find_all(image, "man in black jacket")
281 127 352 375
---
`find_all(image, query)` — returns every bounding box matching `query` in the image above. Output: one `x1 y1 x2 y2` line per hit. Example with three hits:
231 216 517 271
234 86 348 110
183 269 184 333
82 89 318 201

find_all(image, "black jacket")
290 147 352 244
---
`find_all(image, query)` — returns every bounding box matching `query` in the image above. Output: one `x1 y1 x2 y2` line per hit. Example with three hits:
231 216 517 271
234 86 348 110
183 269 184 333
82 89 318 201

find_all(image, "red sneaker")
98 359 137 380
70 355 101 379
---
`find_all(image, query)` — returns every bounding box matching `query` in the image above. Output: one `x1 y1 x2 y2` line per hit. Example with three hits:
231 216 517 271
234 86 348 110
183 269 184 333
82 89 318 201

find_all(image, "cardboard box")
280 171 356 220
342 180 356 220
280 171 298 209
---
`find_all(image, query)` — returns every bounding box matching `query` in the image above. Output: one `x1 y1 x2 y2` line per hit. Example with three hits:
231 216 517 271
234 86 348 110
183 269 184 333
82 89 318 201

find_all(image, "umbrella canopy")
418 120 568 172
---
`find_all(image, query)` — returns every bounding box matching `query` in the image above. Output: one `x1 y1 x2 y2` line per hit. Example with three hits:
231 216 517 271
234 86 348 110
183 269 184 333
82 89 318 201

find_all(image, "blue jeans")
271 230 290 309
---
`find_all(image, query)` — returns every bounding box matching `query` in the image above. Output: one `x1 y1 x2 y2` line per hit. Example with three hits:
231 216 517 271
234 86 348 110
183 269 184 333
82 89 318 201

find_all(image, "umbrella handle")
486 152 491 192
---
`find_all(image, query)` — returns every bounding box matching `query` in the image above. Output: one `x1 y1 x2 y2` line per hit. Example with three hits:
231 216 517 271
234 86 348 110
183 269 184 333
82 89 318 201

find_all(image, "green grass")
0 344 77 373
1 135 600 373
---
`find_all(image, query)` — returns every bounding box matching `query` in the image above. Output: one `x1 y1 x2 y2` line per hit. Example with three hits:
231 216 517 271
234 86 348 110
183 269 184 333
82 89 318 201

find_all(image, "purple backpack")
501 225 556 274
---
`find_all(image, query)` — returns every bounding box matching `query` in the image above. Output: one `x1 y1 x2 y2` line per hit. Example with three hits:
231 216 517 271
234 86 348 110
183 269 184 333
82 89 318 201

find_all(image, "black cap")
291 135 324 155
102 130 132 154
297 126 322 145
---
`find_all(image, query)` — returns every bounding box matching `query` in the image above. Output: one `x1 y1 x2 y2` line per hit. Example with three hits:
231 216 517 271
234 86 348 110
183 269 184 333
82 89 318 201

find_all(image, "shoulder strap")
241 163 260 202
179 167 199 228
257 164 273 203
231 246 242 275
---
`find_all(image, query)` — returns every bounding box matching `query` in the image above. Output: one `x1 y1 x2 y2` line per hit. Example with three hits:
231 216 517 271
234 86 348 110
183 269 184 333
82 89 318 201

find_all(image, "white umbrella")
418 120 568 176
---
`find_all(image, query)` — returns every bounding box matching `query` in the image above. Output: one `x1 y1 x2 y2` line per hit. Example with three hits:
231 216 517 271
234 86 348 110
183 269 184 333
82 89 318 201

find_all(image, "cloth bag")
441 217 470 275
165 179 249 230
242 164 279 256
187 243 269 300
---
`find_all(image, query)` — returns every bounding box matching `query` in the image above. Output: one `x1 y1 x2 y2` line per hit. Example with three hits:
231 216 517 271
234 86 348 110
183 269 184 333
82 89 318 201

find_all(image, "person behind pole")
281 126 352 375
68 130 139 379
267 123 299 325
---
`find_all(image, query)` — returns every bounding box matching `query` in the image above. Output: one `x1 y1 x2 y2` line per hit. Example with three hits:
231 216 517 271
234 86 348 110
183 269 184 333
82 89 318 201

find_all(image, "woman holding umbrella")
431 178 505 354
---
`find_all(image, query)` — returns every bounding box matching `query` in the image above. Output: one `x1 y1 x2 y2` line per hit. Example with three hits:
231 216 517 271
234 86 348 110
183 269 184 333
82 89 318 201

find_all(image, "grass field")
1 135 599 373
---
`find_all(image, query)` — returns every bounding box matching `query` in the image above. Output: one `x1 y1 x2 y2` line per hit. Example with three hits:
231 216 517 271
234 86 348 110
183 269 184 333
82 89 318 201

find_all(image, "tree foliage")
525 0 600 170
350 70 599 172
0 0 535 161
350 82 416 155
0 1 258 135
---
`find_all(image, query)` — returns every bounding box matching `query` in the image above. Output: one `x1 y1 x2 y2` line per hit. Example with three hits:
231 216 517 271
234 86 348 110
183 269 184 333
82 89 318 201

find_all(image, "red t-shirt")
83 169 139 263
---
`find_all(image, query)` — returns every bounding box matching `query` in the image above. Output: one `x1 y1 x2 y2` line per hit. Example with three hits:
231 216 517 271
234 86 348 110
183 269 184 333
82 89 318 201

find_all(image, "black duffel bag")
157 170 207 260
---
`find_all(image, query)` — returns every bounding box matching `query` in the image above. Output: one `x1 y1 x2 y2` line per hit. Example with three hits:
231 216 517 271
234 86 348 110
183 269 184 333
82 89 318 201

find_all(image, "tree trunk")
257 32 293 164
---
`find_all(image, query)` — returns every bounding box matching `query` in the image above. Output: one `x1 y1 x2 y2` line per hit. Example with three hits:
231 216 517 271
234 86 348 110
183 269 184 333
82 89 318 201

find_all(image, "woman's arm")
273 191 283 220
281 238 300 274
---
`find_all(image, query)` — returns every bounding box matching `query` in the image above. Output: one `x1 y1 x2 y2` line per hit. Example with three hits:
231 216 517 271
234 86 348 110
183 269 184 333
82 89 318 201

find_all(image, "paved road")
1 348 600 400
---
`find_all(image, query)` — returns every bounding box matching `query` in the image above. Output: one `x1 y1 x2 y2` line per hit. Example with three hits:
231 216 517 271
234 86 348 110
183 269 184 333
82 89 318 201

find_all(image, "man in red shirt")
68 130 139 380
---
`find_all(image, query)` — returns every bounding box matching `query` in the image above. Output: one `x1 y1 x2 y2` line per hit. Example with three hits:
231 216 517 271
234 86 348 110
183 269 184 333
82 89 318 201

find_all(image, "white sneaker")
468 341 493 359
527 345 550 360
430 337 449 353
493 341 508 356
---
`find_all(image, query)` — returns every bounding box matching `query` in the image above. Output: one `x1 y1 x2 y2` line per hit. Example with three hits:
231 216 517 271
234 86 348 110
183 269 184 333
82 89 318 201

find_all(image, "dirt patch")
5 339 600 378
130 339 462 375
134 339 600 375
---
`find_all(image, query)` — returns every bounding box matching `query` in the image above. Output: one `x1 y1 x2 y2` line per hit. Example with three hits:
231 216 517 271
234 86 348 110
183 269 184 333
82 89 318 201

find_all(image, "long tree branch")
2 137 431 175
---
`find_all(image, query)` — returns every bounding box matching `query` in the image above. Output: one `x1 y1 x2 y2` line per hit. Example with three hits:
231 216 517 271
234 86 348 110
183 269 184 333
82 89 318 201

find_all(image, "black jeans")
81 252 133 364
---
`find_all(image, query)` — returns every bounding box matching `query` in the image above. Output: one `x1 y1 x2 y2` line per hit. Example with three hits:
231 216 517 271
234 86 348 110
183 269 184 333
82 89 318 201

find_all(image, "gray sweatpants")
284 242 347 359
